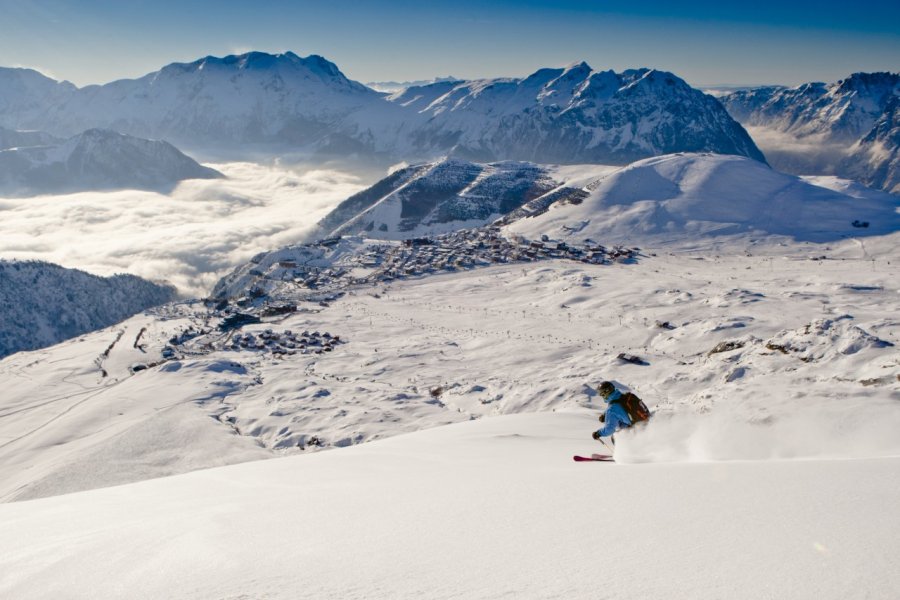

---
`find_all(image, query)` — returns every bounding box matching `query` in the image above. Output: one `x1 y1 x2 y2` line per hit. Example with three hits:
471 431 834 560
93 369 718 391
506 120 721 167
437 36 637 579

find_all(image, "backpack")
611 392 650 425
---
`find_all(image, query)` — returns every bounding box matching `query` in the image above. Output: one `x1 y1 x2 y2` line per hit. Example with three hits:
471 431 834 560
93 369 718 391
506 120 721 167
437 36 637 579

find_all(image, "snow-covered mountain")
721 73 900 192
0 67 76 131
0 128 222 195
844 96 900 194
721 73 900 142
310 159 561 240
0 125 60 150
311 152 897 246
0 260 176 358
0 52 387 151
0 52 764 165
385 64 765 164
505 153 900 245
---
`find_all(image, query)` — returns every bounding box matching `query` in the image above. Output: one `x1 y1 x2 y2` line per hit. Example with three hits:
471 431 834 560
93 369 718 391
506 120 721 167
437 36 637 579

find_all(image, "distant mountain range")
721 72 900 193
0 52 764 166
0 128 221 195
0 260 176 358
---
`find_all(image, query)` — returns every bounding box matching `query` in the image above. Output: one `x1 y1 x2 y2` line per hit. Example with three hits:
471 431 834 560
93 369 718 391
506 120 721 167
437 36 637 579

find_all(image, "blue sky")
1 0 897 87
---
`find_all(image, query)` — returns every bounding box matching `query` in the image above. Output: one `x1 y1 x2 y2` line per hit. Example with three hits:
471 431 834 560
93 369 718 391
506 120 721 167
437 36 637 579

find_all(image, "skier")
592 381 650 444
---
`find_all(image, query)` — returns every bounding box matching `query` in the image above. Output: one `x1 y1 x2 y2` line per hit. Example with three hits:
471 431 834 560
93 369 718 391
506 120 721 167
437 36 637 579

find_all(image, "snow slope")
0 128 221 195
1 235 897 501
505 153 900 245
0 411 898 599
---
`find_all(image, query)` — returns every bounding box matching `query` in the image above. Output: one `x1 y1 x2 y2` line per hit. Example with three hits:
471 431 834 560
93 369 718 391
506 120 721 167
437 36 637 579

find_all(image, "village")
231 226 638 307
355 227 633 282
153 226 637 361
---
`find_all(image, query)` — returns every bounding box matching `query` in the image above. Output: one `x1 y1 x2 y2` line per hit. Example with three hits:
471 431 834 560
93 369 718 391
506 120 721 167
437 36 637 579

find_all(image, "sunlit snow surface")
0 413 898 599
0 153 898 598
1 243 897 498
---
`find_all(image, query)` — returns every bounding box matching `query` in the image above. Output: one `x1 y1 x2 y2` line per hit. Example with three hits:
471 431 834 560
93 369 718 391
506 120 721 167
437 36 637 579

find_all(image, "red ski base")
573 454 614 462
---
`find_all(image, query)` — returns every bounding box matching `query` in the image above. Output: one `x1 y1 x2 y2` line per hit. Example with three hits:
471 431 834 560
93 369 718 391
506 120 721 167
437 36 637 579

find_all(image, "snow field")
1 241 897 501
0 412 897 599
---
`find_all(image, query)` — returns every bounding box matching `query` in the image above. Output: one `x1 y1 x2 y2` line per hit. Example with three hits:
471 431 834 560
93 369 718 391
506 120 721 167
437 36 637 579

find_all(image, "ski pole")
599 437 614 454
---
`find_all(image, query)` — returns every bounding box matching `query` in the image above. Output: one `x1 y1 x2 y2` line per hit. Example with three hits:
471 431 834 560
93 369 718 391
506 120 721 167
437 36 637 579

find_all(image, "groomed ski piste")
1 153 899 598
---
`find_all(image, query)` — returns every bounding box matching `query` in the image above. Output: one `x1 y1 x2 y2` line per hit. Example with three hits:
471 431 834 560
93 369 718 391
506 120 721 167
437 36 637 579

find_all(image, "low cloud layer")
745 126 849 175
0 162 368 297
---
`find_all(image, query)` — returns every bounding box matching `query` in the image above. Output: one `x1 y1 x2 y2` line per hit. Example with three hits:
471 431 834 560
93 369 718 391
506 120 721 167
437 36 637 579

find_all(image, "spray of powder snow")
0 162 368 297
613 398 900 463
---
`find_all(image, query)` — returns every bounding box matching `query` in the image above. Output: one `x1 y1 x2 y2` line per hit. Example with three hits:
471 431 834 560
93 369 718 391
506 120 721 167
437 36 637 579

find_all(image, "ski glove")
592 431 602 440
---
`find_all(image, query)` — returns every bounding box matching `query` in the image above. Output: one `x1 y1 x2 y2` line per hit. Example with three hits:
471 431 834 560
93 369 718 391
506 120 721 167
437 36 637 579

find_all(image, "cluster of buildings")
218 226 636 313
226 328 343 356
351 227 635 284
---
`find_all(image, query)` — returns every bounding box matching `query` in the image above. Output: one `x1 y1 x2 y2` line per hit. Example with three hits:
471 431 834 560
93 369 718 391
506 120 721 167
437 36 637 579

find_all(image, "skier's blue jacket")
594 390 632 437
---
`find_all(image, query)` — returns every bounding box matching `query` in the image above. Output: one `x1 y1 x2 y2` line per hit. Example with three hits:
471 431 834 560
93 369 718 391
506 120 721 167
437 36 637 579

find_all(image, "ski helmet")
598 381 615 398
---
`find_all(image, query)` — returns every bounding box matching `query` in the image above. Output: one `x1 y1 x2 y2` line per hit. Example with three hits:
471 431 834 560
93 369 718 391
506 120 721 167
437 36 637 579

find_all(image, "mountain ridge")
0 51 765 166
0 127 222 195
720 72 900 192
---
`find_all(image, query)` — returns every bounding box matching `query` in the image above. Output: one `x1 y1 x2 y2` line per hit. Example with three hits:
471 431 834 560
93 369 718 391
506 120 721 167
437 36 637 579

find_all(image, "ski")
573 454 614 462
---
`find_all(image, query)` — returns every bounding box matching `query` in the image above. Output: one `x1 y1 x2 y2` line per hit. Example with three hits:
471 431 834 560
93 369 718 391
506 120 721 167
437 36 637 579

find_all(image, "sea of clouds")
0 161 368 297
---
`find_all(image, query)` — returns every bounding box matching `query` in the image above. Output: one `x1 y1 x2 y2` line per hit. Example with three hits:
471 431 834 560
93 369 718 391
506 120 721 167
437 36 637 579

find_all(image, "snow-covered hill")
0 52 764 165
310 152 898 247
721 73 900 192
310 159 564 240
0 260 176 358
505 153 900 245
0 128 221 195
